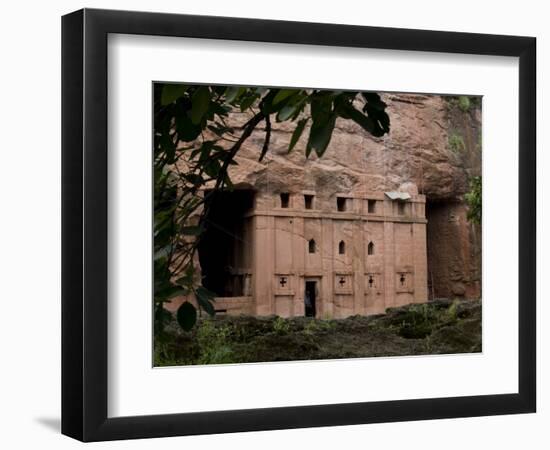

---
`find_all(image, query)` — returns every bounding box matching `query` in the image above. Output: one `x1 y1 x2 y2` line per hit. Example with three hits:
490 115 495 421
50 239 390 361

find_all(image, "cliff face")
227 94 479 194
217 93 482 300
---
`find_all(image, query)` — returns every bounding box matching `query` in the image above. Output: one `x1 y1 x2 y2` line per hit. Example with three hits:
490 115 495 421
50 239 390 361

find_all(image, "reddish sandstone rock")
221 94 481 299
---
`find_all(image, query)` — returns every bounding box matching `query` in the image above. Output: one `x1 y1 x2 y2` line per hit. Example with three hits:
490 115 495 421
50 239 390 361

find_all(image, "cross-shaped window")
279 277 287 287
339 277 346 287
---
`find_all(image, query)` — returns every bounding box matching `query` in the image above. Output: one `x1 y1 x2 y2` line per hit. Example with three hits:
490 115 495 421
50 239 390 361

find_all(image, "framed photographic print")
61 8 536 442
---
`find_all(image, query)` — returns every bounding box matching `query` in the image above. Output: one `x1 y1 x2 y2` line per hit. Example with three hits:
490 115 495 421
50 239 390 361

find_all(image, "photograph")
153 83 482 366
0 0 543 446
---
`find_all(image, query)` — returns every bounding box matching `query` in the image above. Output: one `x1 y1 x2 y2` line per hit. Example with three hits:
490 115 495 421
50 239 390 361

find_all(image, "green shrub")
445 299 460 323
448 132 465 153
154 342 176 366
458 96 471 112
273 316 291 334
465 176 482 224
196 319 234 364
396 304 436 339
303 319 334 335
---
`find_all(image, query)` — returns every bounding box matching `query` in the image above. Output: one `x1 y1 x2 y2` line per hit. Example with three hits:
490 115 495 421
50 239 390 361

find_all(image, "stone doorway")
304 280 318 317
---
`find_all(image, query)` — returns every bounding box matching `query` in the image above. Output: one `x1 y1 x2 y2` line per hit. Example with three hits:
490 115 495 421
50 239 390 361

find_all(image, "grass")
154 299 481 366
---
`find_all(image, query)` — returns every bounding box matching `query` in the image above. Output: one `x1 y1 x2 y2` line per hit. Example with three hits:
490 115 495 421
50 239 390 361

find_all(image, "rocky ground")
155 299 481 366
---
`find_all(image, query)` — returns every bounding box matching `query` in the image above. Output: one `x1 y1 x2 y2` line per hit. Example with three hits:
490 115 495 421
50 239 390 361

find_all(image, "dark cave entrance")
198 189 255 297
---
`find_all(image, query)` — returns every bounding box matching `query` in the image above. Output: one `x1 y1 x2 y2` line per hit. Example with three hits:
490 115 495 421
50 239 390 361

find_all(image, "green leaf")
180 226 203 236
223 173 234 190
182 173 204 185
362 102 390 136
161 84 188 106
343 103 375 134
276 95 306 122
253 87 268 96
204 159 221 178
154 305 172 327
258 116 271 162
191 86 211 125
197 141 216 163
167 288 187 299
160 133 176 163
154 244 172 261
310 96 332 123
176 302 197 331
276 104 298 122
175 273 193 287
239 94 259 112
361 92 385 108
225 86 244 103
195 286 216 316
273 89 298 105
308 114 336 157
288 118 307 153
175 112 202 142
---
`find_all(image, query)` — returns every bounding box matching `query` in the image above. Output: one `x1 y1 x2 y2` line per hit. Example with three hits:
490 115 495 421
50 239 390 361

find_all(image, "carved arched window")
338 240 345 255
308 239 316 254
368 241 375 255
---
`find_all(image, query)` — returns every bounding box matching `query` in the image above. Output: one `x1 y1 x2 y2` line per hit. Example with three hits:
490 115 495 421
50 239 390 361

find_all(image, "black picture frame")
62 8 536 442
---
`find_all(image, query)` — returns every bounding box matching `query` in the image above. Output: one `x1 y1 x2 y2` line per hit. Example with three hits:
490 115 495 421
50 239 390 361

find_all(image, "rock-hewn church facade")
185 185 428 319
